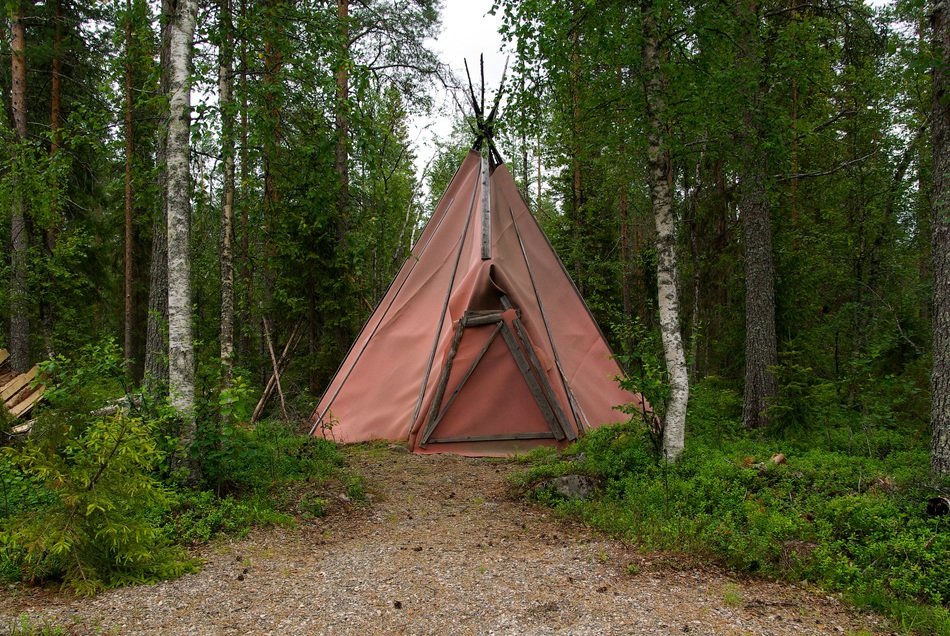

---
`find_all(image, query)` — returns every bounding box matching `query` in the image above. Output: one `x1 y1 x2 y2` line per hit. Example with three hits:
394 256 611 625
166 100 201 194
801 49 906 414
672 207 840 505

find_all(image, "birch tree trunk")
642 1 688 462
166 0 198 478
9 4 30 374
931 0 950 476
219 0 236 385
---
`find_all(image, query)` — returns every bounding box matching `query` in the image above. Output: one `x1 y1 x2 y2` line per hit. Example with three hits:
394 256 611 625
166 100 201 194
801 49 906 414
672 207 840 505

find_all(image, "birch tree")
641 0 687 461
166 0 198 477
219 0 236 385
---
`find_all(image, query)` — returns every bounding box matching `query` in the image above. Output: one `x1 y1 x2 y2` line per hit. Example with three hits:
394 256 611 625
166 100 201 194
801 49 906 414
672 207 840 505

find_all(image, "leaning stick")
262 318 289 420
251 320 301 422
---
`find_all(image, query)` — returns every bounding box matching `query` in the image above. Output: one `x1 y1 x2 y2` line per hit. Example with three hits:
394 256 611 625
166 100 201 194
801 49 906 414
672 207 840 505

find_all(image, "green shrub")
198 419 344 495
0 411 194 594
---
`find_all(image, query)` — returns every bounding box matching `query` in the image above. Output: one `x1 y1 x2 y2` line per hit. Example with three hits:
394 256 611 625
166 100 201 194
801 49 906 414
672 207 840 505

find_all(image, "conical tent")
309 150 645 456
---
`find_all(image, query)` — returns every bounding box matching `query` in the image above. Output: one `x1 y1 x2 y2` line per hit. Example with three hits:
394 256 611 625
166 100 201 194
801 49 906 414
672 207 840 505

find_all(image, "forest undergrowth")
0 341 354 595
514 379 950 636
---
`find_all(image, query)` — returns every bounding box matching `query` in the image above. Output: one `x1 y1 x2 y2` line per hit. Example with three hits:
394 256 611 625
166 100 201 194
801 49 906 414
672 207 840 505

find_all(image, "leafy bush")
197 419 344 496
0 411 194 594
0 339 352 596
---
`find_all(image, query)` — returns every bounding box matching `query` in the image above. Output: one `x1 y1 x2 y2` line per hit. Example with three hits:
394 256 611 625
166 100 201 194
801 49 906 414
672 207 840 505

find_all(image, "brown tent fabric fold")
310 151 645 456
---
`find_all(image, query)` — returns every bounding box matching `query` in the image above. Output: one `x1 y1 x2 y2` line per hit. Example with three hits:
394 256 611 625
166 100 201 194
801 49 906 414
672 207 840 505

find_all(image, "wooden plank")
428 432 555 444
511 317 574 441
419 320 466 446
499 324 567 441
0 349 8 367
10 421 33 435
421 323 502 446
10 385 44 418
461 311 505 327
1 366 37 403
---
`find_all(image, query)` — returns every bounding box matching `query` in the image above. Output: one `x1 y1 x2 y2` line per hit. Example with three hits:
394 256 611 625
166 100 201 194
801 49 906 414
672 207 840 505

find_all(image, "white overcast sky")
409 0 509 177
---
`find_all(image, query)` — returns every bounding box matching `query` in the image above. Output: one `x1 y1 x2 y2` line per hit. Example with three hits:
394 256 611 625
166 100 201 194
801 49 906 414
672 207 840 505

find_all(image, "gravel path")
1 445 890 635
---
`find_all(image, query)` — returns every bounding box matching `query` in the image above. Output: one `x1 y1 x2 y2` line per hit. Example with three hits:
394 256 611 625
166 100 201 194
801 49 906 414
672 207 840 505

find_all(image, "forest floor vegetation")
0 342 356 596
0 444 885 635
512 379 950 636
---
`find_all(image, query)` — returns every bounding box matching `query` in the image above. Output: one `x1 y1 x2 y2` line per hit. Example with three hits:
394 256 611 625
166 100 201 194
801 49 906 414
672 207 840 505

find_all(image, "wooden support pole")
251 320 301 422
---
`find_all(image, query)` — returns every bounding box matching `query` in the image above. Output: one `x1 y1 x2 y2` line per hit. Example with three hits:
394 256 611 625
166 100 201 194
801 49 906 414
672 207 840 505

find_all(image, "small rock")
534 474 600 501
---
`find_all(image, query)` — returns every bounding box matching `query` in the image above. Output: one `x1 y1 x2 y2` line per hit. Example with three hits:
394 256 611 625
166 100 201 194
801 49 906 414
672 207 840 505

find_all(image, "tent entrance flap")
419 307 571 447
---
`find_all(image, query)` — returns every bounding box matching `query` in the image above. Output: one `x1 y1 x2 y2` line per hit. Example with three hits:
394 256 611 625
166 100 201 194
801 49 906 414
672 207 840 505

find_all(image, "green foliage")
197 419 344 496
0 342 350 595
0 411 193 595
515 380 950 635
3 614 65 636
162 490 292 545
173 418 348 545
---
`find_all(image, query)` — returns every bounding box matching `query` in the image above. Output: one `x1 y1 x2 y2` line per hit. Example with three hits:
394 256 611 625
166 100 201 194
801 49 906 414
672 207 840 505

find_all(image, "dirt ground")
0 445 892 635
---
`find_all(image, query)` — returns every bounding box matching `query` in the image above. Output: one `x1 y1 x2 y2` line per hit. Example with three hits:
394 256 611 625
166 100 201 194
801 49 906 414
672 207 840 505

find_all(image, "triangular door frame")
419 302 575 447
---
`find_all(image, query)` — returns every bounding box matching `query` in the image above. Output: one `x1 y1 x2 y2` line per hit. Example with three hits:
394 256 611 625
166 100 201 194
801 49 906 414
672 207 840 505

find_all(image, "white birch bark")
642 2 688 462
166 0 197 470
219 0 236 385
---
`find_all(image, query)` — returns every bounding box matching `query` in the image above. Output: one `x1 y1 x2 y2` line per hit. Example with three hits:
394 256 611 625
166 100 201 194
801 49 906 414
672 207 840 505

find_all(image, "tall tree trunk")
261 0 284 384
50 0 62 157
42 0 63 357
642 1 688 462
739 1 778 429
219 0 236 384
9 4 30 374
619 184 631 320
238 0 251 363
166 0 198 478
931 0 950 476
740 151 778 428
145 0 173 391
335 0 350 222
124 0 135 369
569 21 583 291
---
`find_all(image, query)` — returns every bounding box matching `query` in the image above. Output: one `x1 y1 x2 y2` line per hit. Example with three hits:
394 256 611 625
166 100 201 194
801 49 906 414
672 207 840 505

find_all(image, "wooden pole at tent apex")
461 55 509 171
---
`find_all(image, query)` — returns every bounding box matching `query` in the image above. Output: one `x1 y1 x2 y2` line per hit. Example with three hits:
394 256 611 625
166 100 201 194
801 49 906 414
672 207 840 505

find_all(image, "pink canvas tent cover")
309 151 644 456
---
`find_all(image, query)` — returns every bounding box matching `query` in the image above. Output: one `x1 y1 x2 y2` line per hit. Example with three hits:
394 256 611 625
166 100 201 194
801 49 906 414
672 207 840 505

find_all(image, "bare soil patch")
1 445 890 635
